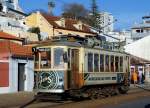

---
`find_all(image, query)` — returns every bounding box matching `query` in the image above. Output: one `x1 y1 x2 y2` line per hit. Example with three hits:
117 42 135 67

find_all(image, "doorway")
70 49 80 89
18 63 26 91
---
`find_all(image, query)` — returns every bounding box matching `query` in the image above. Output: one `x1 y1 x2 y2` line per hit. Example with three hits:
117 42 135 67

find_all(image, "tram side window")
105 55 110 72
34 52 39 69
126 56 130 73
68 48 71 69
115 56 119 72
120 56 123 72
111 55 114 72
100 54 104 72
94 54 99 72
40 49 51 69
54 48 64 68
88 53 93 72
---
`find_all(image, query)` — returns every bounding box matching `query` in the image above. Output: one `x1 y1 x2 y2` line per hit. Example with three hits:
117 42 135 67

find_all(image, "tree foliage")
28 27 42 41
62 3 89 20
61 2 101 30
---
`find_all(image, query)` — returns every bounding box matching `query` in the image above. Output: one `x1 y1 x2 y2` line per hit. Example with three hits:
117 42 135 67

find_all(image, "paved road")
103 97 150 108
20 88 150 108
0 84 149 108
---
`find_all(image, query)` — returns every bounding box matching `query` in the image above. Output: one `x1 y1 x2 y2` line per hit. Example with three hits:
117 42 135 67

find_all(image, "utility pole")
91 0 98 16
48 0 55 15
90 0 99 29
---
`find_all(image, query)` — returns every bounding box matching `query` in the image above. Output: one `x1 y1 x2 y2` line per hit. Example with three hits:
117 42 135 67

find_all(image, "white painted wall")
125 35 150 61
0 57 34 94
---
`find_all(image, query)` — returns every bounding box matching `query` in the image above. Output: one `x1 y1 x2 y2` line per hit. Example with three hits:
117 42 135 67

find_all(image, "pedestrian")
133 70 138 86
138 69 143 84
141 73 145 84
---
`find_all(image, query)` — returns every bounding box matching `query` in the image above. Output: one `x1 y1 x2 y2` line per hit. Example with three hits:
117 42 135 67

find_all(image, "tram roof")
33 35 128 54
36 41 82 47
34 41 128 54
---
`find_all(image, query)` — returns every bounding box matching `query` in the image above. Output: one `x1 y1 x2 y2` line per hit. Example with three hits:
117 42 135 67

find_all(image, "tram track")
19 98 86 108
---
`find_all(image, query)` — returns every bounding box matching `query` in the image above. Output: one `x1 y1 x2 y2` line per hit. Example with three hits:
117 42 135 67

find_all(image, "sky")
19 0 150 30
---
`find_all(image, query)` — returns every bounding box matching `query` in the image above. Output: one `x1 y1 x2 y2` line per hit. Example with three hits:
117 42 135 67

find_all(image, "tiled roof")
0 40 33 58
42 13 96 34
0 32 22 41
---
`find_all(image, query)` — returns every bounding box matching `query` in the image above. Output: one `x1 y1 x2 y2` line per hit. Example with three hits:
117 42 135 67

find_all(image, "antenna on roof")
48 0 55 15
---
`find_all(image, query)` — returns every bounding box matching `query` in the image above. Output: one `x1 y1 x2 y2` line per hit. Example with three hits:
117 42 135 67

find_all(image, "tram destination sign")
37 48 51 52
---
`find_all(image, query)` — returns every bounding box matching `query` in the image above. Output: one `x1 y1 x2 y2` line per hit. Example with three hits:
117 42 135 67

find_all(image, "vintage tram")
32 35 130 99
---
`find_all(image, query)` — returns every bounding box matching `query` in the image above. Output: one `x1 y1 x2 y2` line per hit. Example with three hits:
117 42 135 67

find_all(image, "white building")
98 12 114 34
0 15 39 41
0 0 39 42
125 35 150 83
107 30 132 44
0 0 22 12
131 15 150 41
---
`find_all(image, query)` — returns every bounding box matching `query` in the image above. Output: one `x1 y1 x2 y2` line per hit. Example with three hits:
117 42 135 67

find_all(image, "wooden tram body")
32 35 130 99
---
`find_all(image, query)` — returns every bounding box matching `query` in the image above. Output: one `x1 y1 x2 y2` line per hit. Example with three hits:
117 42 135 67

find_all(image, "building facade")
97 12 114 34
131 15 150 41
25 11 97 40
0 0 22 13
0 32 34 93
125 35 150 83
107 30 132 44
0 0 39 42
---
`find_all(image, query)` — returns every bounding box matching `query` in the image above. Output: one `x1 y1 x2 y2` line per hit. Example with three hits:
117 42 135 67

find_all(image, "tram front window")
54 48 64 68
40 49 51 69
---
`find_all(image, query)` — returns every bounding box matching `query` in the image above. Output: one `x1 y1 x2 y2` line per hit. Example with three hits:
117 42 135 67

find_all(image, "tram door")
70 49 80 89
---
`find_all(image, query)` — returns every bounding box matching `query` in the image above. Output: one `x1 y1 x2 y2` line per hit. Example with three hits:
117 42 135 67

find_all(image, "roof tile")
0 40 33 58
0 32 22 41
42 13 96 34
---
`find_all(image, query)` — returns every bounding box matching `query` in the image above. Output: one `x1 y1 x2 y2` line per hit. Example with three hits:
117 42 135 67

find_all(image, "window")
88 53 93 72
127 56 130 73
0 63 9 87
120 57 123 72
94 54 99 72
40 49 51 69
136 29 141 33
54 48 64 68
111 55 114 72
34 52 39 69
105 55 110 72
115 56 119 72
141 29 143 33
100 54 104 72
68 48 71 69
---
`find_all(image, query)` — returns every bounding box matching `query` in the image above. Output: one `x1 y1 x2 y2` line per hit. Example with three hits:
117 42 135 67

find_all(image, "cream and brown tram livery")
32 35 130 99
